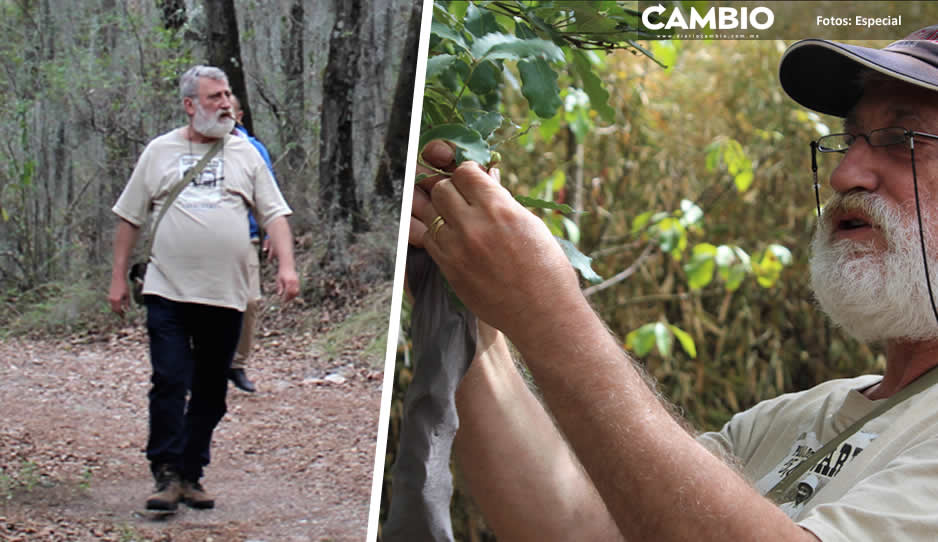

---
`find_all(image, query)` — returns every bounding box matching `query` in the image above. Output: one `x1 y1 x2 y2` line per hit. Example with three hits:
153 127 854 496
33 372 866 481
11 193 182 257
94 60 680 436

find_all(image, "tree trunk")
319 0 365 268
281 0 305 170
202 0 252 134
373 0 422 203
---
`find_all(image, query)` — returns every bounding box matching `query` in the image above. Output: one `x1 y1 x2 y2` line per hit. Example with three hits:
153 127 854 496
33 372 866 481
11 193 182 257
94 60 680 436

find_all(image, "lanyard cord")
908 135 938 328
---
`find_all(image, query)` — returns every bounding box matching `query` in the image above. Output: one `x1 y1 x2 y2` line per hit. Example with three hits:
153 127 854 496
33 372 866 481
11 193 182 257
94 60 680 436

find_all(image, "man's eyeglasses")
816 126 938 154
810 127 938 217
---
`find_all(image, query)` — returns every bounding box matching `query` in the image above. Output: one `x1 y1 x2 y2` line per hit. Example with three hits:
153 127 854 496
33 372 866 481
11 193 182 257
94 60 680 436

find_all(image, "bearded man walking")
107 65 299 511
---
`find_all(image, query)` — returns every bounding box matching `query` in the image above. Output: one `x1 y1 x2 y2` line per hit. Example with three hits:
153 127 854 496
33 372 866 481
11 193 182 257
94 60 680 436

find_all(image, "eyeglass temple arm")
811 140 820 217
910 130 938 143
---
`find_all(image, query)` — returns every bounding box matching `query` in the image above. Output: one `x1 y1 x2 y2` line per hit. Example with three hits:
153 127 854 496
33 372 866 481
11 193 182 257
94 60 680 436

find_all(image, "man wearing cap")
409 26 938 541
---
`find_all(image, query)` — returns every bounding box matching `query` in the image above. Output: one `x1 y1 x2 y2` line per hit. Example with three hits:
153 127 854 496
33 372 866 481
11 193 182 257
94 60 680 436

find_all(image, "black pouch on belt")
128 262 148 306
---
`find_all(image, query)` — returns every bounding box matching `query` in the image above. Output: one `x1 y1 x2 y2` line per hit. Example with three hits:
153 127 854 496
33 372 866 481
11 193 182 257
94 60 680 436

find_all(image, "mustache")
821 191 889 231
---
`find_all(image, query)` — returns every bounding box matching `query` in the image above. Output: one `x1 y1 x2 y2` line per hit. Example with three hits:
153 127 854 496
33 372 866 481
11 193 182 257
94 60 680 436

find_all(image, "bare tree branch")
583 243 655 297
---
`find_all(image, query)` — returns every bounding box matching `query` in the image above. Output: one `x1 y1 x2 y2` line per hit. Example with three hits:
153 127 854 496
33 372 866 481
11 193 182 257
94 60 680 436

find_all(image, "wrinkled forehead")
844 82 938 132
196 76 231 96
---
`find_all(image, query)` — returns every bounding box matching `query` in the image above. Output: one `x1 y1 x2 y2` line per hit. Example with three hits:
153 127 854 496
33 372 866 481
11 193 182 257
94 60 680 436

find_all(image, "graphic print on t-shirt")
177 154 225 209
755 429 877 519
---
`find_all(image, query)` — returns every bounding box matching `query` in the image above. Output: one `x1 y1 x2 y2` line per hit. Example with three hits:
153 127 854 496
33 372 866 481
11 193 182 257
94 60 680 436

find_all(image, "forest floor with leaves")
0 272 392 542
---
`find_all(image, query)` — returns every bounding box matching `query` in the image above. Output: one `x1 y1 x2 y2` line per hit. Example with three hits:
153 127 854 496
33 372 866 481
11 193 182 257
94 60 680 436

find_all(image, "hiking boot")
146 465 182 511
181 479 215 509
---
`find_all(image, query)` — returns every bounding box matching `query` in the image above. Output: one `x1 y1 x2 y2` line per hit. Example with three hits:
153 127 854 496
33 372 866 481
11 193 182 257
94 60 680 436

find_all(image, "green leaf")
705 142 721 172
754 257 782 288
465 110 503 140
684 254 715 290
572 50 615 123
556 237 602 284
725 265 748 291
693 243 718 257
419 124 490 165
631 211 653 235
753 244 792 288
430 20 469 53
470 33 565 63
426 54 459 81
464 2 503 39
439 58 470 93
654 322 672 357
515 195 574 215
669 325 697 358
422 94 451 126
734 170 754 192
626 323 657 356
519 58 563 119
447 0 469 23
515 20 538 40
468 59 501 95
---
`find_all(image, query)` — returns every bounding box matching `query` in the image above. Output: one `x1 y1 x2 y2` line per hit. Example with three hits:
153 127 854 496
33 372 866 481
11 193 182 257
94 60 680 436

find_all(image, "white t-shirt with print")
113 127 291 311
698 375 938 542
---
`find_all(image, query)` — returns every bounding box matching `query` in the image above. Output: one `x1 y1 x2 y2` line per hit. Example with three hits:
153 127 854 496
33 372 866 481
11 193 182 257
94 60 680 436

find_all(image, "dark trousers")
144 295 243 482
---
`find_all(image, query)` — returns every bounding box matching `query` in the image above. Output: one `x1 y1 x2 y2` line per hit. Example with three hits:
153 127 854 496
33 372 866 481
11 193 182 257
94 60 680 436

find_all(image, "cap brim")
779 39 938 118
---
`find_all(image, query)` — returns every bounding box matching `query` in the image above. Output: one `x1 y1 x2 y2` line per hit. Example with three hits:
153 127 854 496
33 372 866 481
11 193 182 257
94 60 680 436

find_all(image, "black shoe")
228 368 256 392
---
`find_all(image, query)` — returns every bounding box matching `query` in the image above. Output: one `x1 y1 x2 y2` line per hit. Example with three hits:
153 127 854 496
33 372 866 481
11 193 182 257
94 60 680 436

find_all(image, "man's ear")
183 97 195 117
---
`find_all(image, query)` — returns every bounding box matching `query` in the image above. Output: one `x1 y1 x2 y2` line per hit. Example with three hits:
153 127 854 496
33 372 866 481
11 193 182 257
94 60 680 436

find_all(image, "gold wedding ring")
430 215 446 242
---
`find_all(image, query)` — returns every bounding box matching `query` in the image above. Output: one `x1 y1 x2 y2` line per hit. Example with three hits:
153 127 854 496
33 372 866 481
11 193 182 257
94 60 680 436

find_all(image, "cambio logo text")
642 4 775 31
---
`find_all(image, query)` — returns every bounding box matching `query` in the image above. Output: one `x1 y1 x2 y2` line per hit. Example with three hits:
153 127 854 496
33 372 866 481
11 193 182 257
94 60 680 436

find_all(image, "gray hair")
179 65 229 100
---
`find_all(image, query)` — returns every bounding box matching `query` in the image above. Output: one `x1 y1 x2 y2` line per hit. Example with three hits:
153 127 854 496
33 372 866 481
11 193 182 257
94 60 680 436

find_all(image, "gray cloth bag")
383 248 477 542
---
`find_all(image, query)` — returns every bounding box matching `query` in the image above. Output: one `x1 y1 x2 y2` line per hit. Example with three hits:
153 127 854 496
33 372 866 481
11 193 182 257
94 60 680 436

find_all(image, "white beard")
192 101 235 139
810 192 938 343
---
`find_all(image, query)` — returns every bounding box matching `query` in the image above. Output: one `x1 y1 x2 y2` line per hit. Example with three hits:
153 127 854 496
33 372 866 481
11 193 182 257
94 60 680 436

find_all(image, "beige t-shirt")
698 375 938 541
113 128 291 311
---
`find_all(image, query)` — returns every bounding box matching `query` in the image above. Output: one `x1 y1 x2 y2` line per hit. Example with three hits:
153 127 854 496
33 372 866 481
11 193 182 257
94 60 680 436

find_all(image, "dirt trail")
0 326 383 542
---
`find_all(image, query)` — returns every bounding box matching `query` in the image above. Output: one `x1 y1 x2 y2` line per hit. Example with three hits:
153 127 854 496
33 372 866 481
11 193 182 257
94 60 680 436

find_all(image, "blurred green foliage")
384 1 894 540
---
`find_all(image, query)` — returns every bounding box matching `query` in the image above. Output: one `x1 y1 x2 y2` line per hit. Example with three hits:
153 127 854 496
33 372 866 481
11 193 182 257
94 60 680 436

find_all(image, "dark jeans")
144 295 243 482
